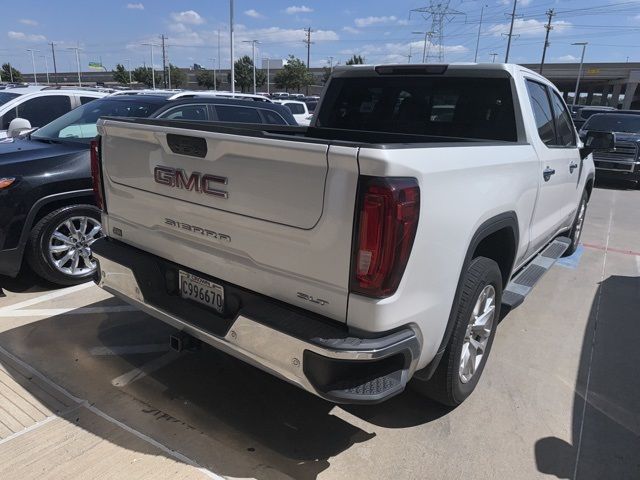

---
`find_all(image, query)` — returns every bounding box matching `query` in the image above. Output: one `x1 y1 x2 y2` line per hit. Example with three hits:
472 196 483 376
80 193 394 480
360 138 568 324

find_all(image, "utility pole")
26 49 38 85
328 56 334 71
50 43 58 85
141 43 157 89
160 34 168 88
407 44 412 63
504 0 518 63
539 9 555 74
209 58 217 91
474 5 488 63
40 55 50 84
304 27 313 95
572 42 588 106
243 40 259 94
230 0 235 93
490 52 498 63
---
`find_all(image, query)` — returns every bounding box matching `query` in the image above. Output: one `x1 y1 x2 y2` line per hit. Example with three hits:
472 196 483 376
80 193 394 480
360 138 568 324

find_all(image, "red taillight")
350 176 420 298
90 138 105 211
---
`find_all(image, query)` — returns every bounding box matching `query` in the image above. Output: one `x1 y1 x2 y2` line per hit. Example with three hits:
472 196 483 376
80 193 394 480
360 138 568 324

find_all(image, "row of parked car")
0 86 319 286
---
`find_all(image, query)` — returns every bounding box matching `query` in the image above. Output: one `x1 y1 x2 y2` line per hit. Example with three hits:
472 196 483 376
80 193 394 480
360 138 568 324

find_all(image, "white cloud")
488 18 571 37
170 10 204 25
7 31 46 42
19 19 38 26
557 54 578 62
126 2 144 10
285 5 313 14
354 16 399 27
339 40 467 64
343 26 361 34
244 9 263 19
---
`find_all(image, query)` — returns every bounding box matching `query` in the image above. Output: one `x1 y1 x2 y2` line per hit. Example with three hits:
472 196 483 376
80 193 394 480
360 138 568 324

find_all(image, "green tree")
346 54 365 65
132 66 154 87
169 64 187 88
273 55 312 92
112 63 130 85
196 70 221 90
227 55 266 92
1 63 22 82
321 66 332 84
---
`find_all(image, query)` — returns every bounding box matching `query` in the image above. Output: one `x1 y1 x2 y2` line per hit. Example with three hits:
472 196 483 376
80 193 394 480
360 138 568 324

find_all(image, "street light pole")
265 58 270 94
141 43 157 89
209 58 217 91
40 55 50 84
243 40 259 94
66 47 82 86
572 42 588 106
26 49 38 85
230 0 235 93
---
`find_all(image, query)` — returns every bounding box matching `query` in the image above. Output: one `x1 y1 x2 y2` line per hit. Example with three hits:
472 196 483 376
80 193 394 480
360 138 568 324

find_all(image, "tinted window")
317 76 517 141
80 96 99 105
549 91 576 146
159 104 208 121
32 98 163 143
17 95 72 127
0 92 19 107
305 101 318 113
260 109 287 125
285 102 306 115
215 105 261 123
526 80 556 146
583 114 640 134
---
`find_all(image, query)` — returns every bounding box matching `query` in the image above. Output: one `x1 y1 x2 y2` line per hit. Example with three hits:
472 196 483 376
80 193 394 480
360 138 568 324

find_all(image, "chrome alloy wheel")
47 216 102 277
459 284 496 384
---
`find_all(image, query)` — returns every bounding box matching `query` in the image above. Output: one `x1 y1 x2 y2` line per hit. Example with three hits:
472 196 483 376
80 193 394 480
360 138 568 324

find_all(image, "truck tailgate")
97 119 359 321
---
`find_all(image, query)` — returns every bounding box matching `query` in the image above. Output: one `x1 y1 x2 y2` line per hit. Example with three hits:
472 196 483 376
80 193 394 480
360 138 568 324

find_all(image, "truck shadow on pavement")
0 297 448 479
534 275 640 479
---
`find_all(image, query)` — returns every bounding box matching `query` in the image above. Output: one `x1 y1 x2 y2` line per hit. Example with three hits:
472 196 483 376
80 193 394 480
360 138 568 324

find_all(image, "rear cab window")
316 75 517 141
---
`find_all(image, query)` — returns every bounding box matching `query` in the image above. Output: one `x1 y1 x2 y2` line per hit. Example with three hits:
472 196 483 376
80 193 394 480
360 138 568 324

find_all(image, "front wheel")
412 257 502 407
563 190 588 257
26 205 103 286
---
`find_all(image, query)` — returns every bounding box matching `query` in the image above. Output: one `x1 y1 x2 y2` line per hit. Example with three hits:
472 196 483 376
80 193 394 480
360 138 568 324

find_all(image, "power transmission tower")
410 2 464 63
539 9 555 74
504 0 519 63
49 43 58 85
303 27 314 94
160 34 168 88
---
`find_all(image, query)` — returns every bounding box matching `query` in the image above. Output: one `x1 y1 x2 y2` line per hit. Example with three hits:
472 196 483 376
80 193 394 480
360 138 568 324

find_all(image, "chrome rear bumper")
93 239 420 404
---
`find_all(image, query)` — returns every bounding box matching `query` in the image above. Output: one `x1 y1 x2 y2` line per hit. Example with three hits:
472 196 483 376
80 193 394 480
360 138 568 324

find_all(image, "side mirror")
7 118 32 138
580 130 615 159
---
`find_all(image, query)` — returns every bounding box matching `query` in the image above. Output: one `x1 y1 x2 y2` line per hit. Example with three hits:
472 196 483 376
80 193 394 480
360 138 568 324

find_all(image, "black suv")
0 94 299 286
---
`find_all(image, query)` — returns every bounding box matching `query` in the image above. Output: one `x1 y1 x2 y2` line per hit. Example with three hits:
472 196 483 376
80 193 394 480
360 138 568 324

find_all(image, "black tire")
412 257 502 407
563 190 588 257
26 205 102 286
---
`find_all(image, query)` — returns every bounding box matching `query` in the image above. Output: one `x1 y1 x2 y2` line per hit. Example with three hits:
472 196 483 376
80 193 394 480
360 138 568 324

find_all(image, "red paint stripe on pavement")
583 243 640 257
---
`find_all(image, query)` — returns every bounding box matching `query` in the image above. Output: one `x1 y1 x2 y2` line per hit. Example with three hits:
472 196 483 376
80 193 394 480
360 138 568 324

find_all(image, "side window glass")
260 109 287 125
215 105 261 123
549 91 576 147
1 107 18 129
17 95 72 127
159 105 208 121
80 96 99 105
526 80 556 146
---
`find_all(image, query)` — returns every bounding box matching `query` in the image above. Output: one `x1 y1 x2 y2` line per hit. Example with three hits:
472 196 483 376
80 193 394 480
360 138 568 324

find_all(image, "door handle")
569 162 578 173
543 167 556 182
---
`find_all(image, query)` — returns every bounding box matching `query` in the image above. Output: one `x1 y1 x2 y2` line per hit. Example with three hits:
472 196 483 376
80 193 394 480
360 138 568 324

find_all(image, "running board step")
502 236 571 311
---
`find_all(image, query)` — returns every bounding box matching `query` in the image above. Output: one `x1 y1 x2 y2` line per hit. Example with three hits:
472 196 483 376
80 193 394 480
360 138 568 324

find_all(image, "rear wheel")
26 205 103 286
412 257 502 406
564 190 588 257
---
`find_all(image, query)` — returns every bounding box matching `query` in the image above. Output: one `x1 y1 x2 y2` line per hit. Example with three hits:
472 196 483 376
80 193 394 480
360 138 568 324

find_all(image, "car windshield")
31 97 163 143
0 91 19 107
583 114 640 134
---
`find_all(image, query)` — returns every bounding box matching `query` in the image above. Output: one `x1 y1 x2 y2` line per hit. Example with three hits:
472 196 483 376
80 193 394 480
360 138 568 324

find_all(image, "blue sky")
1 0 639 73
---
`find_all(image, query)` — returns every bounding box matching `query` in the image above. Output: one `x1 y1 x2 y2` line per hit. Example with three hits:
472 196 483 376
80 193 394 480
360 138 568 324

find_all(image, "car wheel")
412 257 502 407
563 190 588 257
26 205 103 286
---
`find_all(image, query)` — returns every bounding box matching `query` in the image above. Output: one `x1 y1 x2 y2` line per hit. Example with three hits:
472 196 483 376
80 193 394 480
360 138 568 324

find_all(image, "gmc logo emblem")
154 166 228 199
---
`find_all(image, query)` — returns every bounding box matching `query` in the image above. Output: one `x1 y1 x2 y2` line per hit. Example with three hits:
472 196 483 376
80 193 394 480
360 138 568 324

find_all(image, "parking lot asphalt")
0 184 638 480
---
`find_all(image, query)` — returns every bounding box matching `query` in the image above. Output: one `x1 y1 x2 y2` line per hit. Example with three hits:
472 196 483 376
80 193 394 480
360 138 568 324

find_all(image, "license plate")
179 270 224 314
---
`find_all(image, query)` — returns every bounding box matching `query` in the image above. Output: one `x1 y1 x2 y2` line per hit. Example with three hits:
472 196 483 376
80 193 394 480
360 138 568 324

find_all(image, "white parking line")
111 351 182 387
90 344 169 356
0 305 138 318
0 283 94 312
0 345 221 479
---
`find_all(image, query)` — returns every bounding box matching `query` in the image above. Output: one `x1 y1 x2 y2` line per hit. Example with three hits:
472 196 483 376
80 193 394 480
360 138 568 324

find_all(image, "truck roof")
331 63 543 80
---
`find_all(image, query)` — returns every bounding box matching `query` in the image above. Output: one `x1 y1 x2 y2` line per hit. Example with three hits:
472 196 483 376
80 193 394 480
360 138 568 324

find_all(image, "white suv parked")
0 87 106 138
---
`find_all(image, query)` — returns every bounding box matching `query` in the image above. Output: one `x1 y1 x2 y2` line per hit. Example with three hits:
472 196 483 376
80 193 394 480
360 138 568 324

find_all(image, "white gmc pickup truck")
90 64 613 406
